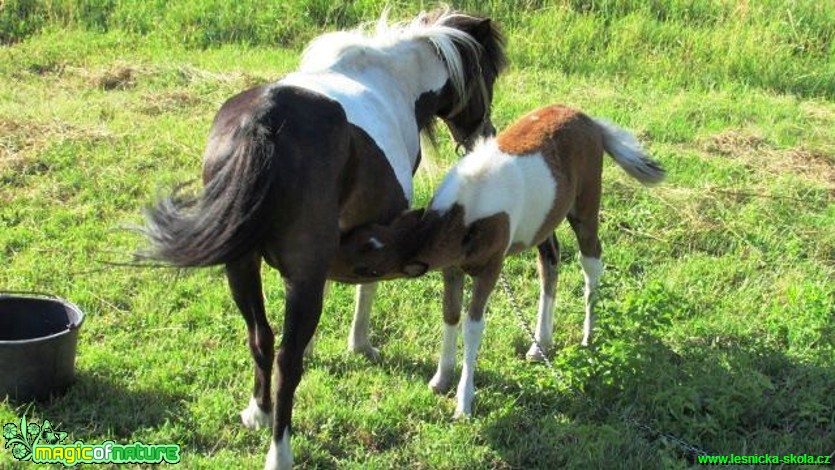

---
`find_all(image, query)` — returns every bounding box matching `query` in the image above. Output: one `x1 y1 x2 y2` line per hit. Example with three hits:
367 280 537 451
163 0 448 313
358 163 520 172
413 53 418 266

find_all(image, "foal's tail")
140 122 277 267
594 118 666 186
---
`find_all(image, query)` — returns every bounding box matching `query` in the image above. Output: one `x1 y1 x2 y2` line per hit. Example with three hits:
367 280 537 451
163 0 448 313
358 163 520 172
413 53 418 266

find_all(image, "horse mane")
424 8 507 106
299 7 507 113
421 8 507 146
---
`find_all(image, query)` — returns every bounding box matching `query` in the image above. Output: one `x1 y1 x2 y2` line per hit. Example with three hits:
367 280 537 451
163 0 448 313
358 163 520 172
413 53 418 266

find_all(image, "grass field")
1 0 833 468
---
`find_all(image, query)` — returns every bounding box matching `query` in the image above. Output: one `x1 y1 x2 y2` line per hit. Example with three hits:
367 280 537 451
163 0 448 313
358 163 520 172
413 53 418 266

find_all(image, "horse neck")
333 40 450 112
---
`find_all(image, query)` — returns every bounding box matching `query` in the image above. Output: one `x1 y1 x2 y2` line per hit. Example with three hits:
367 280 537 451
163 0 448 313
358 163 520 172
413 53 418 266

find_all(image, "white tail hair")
594 118 666 186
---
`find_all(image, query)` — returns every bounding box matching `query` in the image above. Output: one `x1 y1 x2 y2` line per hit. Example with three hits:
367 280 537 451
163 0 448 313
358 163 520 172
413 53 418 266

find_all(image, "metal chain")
498 274 712 459
624 416 711 458
499 275 588 402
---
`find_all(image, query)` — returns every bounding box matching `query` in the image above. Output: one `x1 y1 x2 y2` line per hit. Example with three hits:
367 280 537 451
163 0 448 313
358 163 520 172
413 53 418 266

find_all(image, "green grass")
1 1 834 468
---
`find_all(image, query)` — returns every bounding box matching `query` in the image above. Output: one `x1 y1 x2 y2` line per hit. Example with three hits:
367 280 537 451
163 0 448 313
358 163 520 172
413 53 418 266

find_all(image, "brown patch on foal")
497 105 605 247
497 105 593 155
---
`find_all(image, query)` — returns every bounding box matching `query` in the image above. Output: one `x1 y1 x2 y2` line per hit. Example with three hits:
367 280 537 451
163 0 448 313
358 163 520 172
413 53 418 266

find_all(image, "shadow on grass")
479 287 835 468
311 346 540 403
15 370 188 441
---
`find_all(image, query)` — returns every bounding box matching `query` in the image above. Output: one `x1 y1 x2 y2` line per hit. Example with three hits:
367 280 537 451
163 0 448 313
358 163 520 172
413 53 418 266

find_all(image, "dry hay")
92 62 138 90
0 117 114 173
703 130 835 189
139 90 204 116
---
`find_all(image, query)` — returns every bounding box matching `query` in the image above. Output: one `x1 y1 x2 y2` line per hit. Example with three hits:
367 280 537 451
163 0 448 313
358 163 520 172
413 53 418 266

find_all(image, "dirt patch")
174 65 267 88
703 130 835 188
784 148 835 174
1 118 40 173
0 117 115 174
704 130 768 157
92 63 138 90
139 90 204 116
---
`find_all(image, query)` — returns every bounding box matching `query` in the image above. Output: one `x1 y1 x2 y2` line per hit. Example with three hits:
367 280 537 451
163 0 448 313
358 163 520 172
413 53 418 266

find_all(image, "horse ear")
403 262 428 278
470 19 492 42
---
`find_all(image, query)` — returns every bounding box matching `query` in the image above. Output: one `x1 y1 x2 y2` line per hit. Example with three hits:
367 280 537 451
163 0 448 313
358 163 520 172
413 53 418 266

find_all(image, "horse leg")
303 281 330 357
265 268 328 470
567 208 602 347
226 255 274 429
429 266 464 394
348 282 380 361
455 259 502 419
526 233 560 361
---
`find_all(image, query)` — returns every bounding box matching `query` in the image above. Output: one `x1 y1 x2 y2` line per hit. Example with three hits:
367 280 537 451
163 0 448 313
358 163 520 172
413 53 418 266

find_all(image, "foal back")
495 105 606 250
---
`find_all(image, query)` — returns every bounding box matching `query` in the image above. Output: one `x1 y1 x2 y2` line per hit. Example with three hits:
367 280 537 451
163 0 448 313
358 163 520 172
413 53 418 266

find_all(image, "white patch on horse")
348 283 380 360
280 10 480 204
429 322 458 393
455 315 484 418
580 256 602 346
240 396 271 429
431 139 557 250
265 428 292 470
526 291 554 360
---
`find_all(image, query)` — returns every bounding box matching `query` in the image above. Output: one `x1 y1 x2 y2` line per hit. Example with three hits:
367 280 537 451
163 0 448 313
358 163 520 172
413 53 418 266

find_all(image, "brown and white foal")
338 104 665 417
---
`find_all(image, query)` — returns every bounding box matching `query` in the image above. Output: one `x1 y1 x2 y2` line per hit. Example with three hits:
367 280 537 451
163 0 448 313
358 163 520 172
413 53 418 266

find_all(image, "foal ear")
462 218 501 258
394 208 425 230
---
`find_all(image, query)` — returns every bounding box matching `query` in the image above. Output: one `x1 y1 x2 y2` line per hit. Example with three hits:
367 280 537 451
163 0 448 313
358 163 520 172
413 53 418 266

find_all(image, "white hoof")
525 343 549 362
241 397 271 429
428 371 452 394
453 388 474 419
453 404 472 420
349 343 381 362
265 428 293 470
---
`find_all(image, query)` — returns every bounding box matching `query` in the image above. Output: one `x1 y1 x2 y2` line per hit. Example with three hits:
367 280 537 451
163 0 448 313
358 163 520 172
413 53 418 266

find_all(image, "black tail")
141 123 276 266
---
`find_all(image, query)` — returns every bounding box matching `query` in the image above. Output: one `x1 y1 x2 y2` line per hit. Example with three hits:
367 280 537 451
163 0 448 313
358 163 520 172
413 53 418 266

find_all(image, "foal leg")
226 255 274 429
526 234 560 361
455 260 502 419
429 267 464 394
567 212 602 347
348 282 380 361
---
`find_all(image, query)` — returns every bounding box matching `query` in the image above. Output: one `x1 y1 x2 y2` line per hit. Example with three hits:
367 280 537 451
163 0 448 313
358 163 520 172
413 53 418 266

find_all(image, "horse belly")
337 124 410 232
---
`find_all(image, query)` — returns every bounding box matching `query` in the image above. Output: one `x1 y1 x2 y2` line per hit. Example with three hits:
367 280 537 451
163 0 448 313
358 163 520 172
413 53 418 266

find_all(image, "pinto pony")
141 9 505 469
339 105 665 417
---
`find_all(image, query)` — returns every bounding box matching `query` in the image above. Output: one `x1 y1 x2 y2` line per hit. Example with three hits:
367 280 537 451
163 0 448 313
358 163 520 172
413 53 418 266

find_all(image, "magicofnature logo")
3 415 180 466
3 415 67 461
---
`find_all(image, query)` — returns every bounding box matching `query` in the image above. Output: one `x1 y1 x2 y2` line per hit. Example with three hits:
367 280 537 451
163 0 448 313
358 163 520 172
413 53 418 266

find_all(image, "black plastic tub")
0 293 84 402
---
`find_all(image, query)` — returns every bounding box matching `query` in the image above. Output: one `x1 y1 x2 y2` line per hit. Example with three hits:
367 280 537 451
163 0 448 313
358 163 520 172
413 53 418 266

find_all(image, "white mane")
298 8 480 101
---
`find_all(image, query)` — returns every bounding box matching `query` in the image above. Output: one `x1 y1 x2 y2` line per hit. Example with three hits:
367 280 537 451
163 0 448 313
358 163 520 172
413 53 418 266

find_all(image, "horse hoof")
240 397 272 429
428 373 452 394
265 428 293 470
525 344 548 362
350 344 381 362
453 408 472 420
